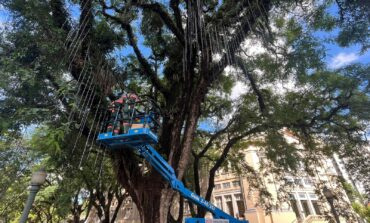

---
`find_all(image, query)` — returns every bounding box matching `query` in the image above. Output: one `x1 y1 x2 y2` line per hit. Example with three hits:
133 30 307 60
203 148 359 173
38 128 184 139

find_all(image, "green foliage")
352 202 370 222
190 3 369 215
285 19 303 45
29 124 68 156
264 131 300 171
93 20 125 54
274 16 285 29
334 1 370 52
309 5 336 31
218 74 235 94
340 180 362 202
0 6 65 133
0 136 36 221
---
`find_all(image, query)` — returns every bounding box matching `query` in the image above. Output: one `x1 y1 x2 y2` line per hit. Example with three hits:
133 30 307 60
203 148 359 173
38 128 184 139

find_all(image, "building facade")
206 133 356 223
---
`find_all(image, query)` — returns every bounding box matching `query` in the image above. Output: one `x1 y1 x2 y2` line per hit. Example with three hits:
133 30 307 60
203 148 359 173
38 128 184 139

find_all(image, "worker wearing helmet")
106 93 126 135
122 93 140 133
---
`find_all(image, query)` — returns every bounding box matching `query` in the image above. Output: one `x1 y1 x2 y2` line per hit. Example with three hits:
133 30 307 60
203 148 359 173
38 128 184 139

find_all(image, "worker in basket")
106 92 140 135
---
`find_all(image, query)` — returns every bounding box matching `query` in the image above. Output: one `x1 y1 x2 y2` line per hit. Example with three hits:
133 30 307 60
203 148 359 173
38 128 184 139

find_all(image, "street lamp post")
19 168 47 223
323 186 341 223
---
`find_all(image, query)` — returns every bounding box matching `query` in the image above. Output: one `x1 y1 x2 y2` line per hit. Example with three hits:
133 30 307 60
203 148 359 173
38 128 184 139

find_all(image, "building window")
214 184 221 190
235 194 246 217
284 176 294 184
311 200 321 215
294 178 303 186
304 178 313 187
232 181 240 187
298 192 313 217
223 182 231 189
225 195 234 216
290 199 301 219
300 200 311 217
298 192 306 199
308 193 317 199
308 193 321 215
215 196 223 209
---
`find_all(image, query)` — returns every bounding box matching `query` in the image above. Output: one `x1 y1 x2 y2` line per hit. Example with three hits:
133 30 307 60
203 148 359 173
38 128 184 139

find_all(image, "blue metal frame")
185 219 230 223
98 128 158 148
98 128 248 223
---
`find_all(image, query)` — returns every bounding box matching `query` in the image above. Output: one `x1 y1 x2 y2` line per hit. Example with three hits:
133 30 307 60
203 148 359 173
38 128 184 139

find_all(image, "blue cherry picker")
97 94 248 223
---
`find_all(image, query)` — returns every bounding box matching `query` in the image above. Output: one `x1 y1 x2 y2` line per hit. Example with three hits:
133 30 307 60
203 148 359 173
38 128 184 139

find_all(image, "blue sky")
0 5 9 29
319 4 369 69
314 27 370 69
323 42 369 69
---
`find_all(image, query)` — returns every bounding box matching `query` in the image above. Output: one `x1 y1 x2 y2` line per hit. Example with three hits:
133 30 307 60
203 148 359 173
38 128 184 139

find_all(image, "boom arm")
137 144 248 223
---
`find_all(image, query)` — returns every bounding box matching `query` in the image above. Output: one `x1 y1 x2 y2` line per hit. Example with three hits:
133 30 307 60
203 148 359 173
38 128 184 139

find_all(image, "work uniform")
106 93 140 135
106 95 124 135
122 93 140 132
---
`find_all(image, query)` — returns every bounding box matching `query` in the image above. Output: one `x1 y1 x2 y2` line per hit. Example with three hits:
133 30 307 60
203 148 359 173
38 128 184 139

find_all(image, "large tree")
0 0 369 222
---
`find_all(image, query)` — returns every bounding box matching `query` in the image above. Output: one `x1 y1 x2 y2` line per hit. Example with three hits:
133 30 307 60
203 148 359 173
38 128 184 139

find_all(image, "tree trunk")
114 158 176 223
73 214 80 223
142 187 175 223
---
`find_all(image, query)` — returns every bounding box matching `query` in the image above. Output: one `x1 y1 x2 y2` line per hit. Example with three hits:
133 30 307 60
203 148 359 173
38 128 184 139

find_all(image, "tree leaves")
30 125 67 156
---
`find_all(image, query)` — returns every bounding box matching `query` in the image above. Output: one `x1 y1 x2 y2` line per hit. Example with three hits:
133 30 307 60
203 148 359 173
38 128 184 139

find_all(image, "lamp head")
31 168 47 186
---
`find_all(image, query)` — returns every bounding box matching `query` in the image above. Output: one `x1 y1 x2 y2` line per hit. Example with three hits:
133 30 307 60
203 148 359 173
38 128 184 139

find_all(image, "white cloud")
329 52 359 69
231 81 248 100
241 39 265 55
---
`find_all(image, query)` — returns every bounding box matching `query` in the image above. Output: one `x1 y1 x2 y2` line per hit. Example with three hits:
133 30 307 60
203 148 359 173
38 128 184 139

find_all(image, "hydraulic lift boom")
97 98 248 223
98 128 248 223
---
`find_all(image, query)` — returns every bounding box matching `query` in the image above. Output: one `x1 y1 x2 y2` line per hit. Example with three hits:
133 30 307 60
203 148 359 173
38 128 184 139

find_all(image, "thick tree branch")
198 117 236 158
170 0 183 34
335 0 345 21
132 0 185 45
198 125 266 216
83 192 94 222
176 82 210 179
300 92 353 129
212 0 271 79
100 10 169 95
192 153 202 196
183 178 197 217
176 195 184 223
111 190 127 223
49 0 71 32
236 57 266 114
192 117 235 195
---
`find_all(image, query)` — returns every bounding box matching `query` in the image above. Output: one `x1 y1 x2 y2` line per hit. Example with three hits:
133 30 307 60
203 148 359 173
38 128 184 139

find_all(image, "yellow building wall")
265 212 297 223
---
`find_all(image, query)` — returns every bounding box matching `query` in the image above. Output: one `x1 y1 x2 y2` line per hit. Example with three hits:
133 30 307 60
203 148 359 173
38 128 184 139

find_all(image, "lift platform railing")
103 98 161 136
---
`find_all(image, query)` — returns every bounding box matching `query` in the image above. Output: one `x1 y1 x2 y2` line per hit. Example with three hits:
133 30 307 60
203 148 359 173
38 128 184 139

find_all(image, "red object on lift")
106 93 140 135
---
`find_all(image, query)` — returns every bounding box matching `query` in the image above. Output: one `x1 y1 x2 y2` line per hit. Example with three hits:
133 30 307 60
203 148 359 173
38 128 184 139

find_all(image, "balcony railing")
303 215 328 223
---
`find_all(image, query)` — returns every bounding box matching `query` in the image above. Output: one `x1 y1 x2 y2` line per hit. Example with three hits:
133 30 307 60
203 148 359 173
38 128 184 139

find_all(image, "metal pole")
327 198 341 223
19 185 40 223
